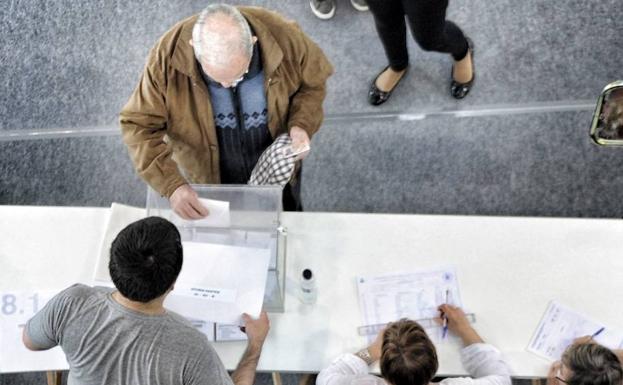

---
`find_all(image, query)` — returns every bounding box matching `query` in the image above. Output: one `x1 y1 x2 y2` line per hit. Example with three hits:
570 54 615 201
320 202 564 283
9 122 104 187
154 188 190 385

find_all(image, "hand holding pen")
437 304 483 346
571 327 605 345
442 289 450 339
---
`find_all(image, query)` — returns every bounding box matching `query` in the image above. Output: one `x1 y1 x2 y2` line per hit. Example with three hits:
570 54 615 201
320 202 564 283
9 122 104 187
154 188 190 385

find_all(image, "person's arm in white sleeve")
438 305 512 385
444 344 512 385
317 328 385 385
316 354 375 385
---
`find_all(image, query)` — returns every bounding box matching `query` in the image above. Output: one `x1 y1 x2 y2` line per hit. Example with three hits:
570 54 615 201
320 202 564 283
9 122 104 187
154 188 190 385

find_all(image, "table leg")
46 370 62 385
272 372 282 385
299 373 317 385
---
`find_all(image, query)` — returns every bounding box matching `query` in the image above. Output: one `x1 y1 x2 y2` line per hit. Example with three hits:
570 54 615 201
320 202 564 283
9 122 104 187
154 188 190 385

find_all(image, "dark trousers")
367 0 469 71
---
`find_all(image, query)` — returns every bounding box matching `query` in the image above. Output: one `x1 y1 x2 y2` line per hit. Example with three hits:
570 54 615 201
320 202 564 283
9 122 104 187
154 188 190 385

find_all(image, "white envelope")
177 198 231 228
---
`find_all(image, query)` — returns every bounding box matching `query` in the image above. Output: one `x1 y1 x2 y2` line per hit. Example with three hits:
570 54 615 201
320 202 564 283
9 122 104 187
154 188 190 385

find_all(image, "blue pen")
442 289 449 339
591 327 605 339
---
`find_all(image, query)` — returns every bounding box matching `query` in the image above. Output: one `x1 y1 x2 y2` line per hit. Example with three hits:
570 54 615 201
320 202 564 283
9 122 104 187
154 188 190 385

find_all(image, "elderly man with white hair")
120 4 333 219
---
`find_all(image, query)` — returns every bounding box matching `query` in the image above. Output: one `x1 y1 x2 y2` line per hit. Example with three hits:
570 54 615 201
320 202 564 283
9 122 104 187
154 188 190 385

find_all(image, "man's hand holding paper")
170 184 210 220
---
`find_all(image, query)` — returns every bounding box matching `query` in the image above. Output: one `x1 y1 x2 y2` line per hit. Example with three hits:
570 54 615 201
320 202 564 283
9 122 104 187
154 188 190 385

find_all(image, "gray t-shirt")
26 284 234 385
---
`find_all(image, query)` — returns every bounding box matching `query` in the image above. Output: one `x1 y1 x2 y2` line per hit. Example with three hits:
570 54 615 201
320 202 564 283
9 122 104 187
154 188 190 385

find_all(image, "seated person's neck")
112 291 167 315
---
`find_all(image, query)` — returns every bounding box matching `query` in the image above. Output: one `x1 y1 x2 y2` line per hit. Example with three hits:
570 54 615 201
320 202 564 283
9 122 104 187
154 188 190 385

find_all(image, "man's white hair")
192 4 253 69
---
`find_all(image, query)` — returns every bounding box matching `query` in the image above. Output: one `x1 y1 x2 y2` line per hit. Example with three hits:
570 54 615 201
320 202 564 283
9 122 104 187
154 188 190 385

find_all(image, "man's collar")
243 8 283 77
171 8 283 81
170 15 200 80
246 39 263 78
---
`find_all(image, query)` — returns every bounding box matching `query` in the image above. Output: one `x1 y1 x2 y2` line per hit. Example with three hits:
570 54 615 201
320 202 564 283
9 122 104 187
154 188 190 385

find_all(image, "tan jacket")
120 7 334 198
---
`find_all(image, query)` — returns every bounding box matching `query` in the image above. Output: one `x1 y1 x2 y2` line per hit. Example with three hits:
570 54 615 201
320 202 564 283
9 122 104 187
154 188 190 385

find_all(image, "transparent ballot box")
146 185 287 313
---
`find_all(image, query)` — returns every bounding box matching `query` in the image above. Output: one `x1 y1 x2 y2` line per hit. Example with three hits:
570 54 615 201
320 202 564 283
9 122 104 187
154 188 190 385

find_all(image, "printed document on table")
357 267 462 340
164 242 270 325
527 301 623 361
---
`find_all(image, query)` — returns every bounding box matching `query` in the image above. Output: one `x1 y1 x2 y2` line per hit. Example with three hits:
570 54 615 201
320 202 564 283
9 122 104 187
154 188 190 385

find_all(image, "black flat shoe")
368 66 408 106
450 37 475 99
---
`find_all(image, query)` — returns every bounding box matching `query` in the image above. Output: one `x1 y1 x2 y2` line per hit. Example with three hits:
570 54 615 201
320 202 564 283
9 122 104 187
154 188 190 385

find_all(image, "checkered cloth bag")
248 134 296 187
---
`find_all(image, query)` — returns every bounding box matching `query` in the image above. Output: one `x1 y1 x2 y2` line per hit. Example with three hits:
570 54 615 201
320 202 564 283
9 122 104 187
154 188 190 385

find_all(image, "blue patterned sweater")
200 43 272 184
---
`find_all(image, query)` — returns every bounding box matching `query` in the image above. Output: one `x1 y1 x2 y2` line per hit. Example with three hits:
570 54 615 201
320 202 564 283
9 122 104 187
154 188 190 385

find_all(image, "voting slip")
173 198 231 228
357 267 462 341
215 324 248 341
185 322 249 341
527 301 623 361
164 241 270 325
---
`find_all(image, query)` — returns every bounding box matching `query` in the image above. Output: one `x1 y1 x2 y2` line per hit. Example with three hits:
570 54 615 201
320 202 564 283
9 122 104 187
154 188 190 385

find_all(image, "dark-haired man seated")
22 216 269 385
317 304 511 385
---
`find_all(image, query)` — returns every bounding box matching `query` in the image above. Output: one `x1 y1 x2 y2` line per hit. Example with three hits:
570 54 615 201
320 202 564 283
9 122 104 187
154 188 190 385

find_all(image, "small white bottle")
300 268 317 304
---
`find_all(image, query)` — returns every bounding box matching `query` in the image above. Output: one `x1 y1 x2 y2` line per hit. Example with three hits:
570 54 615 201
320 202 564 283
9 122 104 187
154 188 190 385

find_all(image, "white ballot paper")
93 203 147 285
175 198 230 228
357 267 462 341
0 290 69 372
164 242 270 325
527 301 623 361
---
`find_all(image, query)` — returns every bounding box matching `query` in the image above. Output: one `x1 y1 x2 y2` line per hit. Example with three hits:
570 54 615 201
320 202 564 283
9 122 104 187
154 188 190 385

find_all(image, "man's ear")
252 36 258 44
188 39 194 47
